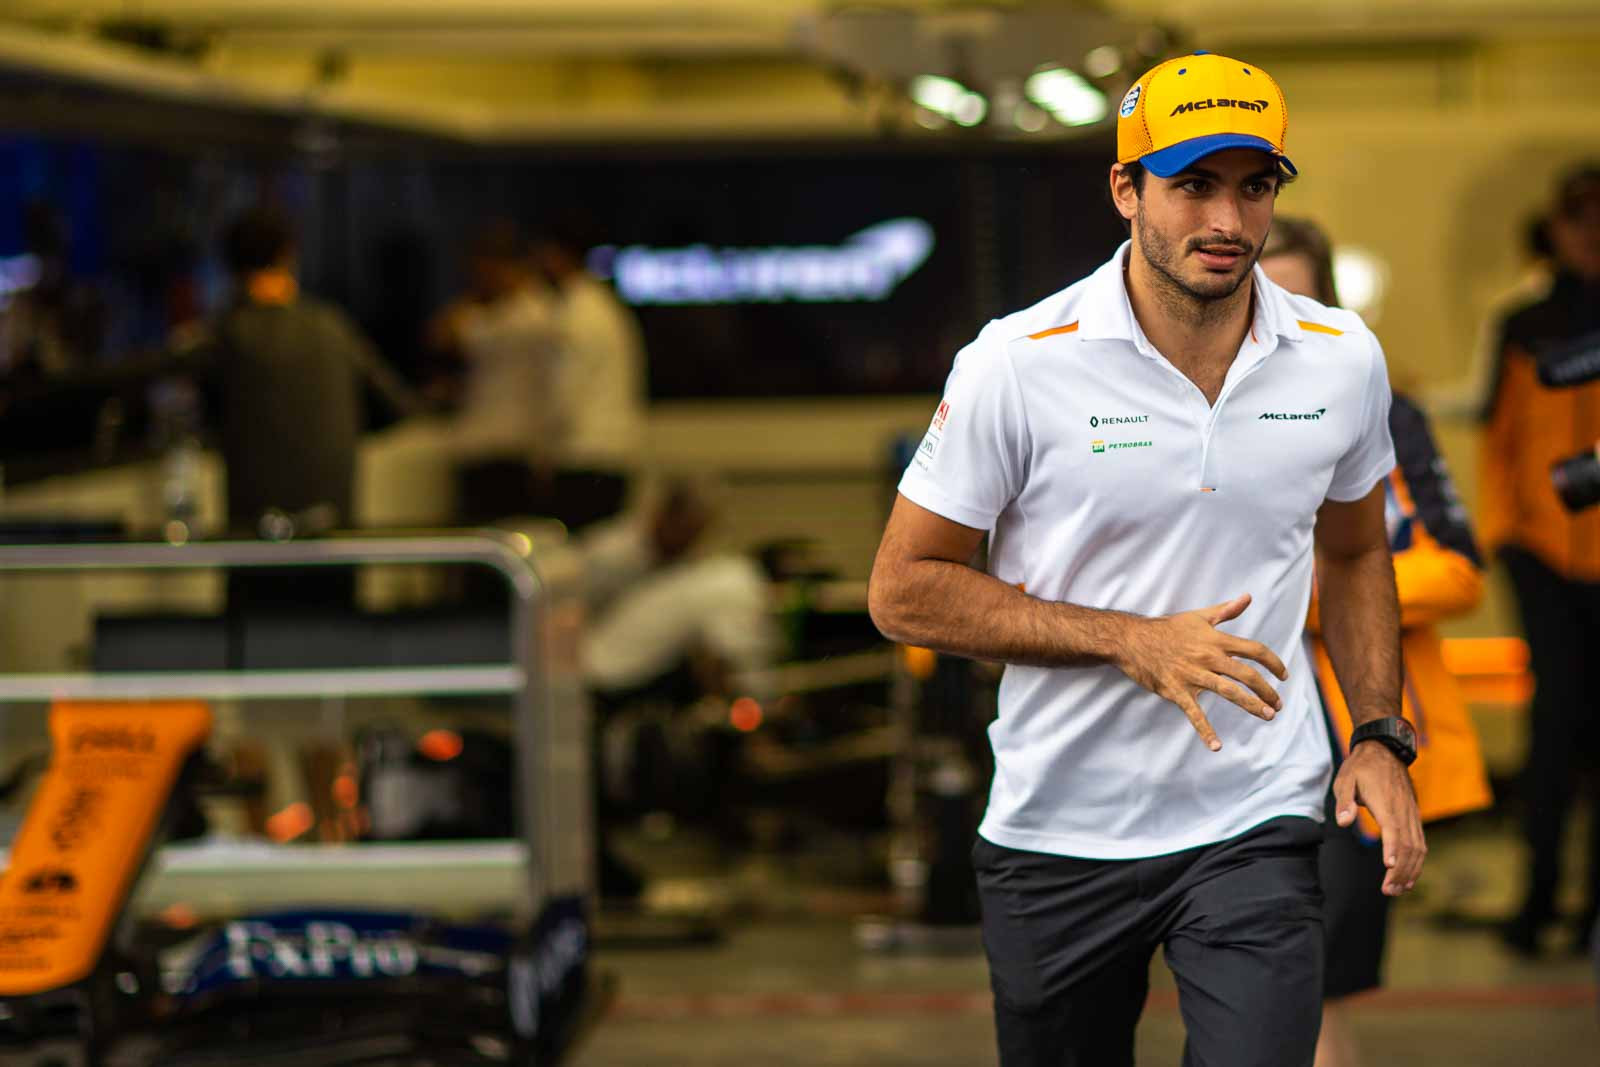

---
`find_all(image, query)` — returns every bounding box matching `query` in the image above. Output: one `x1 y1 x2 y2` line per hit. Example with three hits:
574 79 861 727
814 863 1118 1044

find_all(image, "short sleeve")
897 328 1029 530
1326 332 1397 502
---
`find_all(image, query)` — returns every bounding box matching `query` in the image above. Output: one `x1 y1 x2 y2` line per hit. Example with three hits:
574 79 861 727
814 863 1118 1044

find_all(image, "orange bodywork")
0 701 211 995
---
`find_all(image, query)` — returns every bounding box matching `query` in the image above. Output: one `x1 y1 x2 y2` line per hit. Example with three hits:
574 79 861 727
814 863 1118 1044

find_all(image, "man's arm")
1314 482 1427 895
868 494 1287 752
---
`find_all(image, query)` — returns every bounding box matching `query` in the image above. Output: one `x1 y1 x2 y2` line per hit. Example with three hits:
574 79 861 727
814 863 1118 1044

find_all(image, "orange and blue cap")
1116 52 1295 179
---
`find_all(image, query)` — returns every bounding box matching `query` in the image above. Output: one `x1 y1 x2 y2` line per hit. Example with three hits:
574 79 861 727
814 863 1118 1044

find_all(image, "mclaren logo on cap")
1170 98 1272 116
1118 84 1141 119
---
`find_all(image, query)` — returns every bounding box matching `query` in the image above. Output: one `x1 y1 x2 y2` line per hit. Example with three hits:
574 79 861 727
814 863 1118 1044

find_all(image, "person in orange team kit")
1478 165 1600 957
1262 217 1493 1067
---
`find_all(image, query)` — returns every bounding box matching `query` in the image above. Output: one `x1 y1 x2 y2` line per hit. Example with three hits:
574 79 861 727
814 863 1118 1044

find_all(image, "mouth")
1192 246 1249 271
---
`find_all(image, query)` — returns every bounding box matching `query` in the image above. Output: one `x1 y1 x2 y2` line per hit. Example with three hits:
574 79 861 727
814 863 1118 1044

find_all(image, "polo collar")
1076 241 1306 355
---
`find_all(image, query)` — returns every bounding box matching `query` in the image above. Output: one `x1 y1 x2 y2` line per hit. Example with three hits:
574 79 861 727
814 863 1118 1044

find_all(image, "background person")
192 205 420 614
869 53 1423 1066
1478 164 1600 956
428 219 566 524
577 480 779 900
200 204 419 537
1261 216 1493 1067
532 218 649 530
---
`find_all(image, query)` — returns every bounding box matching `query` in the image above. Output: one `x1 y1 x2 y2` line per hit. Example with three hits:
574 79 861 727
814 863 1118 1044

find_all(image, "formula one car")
0 702 601 1066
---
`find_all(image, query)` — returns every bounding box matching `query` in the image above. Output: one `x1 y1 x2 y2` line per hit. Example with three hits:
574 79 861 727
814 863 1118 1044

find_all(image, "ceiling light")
1024 66 1107 127
951 91 988 127
910 75 968 115
1084 45 1122 79
911 74 988 128
1013 103 1049 133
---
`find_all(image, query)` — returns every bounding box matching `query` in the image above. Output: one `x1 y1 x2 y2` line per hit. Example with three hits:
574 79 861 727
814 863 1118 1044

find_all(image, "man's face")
470 254 522 300
1128 148 1281 303
1549 187 1600 282
1259 252 1319 301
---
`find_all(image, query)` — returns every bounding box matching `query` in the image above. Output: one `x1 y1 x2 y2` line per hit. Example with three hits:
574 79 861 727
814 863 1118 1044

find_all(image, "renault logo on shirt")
1260 408 1327 421
1089 414 1150 428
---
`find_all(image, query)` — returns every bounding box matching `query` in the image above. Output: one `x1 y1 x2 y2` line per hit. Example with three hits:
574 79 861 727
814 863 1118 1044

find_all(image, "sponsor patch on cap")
1118 84 1141 119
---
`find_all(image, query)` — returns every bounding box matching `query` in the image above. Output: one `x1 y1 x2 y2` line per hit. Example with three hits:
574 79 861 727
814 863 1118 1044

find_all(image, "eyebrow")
1174 166 1281 184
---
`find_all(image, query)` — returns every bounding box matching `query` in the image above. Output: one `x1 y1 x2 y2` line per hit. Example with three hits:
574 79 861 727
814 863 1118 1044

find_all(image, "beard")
1134 204 1262 307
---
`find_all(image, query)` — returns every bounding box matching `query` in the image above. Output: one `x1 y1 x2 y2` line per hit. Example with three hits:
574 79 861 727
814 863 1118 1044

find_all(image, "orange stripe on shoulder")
1027 321 1079 340
1297 319 1344 336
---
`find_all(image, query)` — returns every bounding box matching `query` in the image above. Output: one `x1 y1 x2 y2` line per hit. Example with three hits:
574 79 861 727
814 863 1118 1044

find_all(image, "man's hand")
1333 741 1427 896
1113 594 1288 752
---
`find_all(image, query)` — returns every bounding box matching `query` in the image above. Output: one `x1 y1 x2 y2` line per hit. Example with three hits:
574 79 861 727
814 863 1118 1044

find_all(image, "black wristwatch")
1350 716 1418 766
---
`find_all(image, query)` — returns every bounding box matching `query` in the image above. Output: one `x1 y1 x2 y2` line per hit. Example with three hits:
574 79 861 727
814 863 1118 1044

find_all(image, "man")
532 219 649 529
430 219 577 528
204 205 417 535
868 52 1425 1066
199 205 418 614
1479 164 1600 956
430 219 564 473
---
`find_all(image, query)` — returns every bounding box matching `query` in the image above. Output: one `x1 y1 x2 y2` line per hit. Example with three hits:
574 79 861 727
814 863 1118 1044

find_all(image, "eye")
1244 179 1273 196
1179 178 1211 194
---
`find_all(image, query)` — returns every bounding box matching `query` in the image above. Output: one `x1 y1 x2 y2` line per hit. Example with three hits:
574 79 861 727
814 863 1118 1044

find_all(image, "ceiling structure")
0 1 1596 146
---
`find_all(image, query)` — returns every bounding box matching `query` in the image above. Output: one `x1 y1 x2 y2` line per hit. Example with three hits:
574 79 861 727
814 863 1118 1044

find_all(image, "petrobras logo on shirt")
586 218 936 306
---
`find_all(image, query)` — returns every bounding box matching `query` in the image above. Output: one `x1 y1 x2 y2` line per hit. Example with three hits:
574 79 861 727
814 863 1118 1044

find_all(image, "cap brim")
1141 133 1297 178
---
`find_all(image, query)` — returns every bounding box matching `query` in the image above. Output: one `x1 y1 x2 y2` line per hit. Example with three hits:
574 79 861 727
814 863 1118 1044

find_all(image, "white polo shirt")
899 242 1395 859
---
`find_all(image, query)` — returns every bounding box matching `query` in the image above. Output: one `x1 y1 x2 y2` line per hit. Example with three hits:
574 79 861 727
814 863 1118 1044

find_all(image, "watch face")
1392 717 1417 747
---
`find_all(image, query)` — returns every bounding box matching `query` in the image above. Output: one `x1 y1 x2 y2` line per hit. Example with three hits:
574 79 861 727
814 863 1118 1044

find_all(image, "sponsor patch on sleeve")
913 400 950 471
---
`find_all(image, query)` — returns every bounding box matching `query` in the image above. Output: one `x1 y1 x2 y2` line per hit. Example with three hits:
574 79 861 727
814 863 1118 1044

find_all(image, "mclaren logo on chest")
1260 408 1327 421
1171 98 1271 116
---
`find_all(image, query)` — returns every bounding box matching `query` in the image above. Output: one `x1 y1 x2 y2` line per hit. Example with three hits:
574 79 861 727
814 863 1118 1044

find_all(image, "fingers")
1204 593 1252 626
1376 795 1428 895
1222 636 1289 681
1350 750 1428 895
1204 674 1277 721
1175 693 1222 752
1210 659 1283 714
1331 763 1359 828
1377 815 1427 896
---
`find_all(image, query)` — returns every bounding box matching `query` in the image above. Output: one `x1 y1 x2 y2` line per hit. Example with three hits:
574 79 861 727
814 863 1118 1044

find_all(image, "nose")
1205 192 1246 241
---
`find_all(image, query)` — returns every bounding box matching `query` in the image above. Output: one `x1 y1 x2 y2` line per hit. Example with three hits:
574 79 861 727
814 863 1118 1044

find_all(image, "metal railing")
0 530 588 907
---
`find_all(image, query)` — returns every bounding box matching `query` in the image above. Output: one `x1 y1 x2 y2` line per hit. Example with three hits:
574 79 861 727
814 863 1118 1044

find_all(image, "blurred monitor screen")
0 133 1126 408
422 144 1126 399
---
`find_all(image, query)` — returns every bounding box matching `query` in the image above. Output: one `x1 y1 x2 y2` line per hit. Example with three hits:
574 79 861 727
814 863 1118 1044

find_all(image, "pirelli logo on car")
1259 408 1327 421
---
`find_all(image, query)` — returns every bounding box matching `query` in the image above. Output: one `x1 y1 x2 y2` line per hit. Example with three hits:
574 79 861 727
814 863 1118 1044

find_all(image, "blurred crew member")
430 220 562 468
576 481 778 900
0 200 107 381
206 205 417 533
532 219 648 528
579 482 775 698
1263 217 1492 1067
1479 164 1600 956
870 53 1423 1066
430 219 577 527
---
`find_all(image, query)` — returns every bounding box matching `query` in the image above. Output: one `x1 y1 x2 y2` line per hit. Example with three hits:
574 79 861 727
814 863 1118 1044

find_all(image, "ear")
1109 164 1140 224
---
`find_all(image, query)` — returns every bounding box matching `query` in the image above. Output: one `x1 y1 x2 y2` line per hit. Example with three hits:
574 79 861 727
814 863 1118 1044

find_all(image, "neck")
1124 242 1254 374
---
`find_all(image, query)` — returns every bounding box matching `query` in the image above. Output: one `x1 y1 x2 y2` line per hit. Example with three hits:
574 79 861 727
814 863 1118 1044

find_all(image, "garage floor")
571 816 1599 1066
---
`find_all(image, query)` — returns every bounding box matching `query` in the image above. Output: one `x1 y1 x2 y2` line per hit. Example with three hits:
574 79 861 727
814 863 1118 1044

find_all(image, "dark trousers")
456 459 628 532
1503 548 1600 925
974 816 1324 1067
